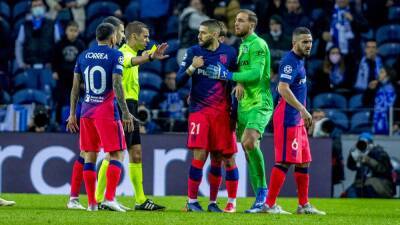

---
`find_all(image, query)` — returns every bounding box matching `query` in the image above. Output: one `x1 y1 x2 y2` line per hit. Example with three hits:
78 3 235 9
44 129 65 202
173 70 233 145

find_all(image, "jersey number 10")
84 66 106 95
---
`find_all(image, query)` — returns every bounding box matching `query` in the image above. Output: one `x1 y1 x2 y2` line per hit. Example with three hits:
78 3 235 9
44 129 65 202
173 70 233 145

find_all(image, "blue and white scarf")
373 81 396 135
354 56 383 91
330 4 354 54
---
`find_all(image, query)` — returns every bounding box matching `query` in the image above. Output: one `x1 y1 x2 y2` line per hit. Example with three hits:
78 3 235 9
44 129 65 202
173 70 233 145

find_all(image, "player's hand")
300 107 312 128
151 43 169 60
232 83 244 101
66 115 79 133
122 112 135 133
205 63 233 80
191 56 204 68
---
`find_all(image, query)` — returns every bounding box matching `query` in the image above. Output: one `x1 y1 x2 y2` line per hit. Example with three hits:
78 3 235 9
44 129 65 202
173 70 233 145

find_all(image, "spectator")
212 0 240 35
152 71 187 132
256 0 285 34
261 15 291 66
311 46 349 96
46 0 88 32
363 67 397 135
281 0 310 36
328 0 368 63
359 0 389 30
354 39 383 92
15 0 61 94
52 21 85 123
343 132 395 198
312 114 345 191
177 0 209 63
28 105 59 132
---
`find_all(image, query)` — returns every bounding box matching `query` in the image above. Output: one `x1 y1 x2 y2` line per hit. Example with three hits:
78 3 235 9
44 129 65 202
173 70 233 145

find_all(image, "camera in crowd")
137 104 151 124
350 132 373 166
313 118 335 137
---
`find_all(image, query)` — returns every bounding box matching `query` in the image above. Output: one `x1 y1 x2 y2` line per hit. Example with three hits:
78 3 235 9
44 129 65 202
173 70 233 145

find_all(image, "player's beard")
199 37 213 48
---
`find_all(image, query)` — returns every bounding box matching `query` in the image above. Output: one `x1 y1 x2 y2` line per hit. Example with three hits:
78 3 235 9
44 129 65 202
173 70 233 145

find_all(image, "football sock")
246 145 267 192
265 165 288 207
83 163 97 206
225 164 239 203
95 159 109 203
105 160 122 201
70 156 84 198
208 159 222 202
188 159 205 201
129 163 147 204
294 167 310 206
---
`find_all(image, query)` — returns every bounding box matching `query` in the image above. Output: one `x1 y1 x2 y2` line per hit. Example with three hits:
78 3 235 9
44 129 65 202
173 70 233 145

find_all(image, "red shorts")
187 110 237 155
79 117 126 152
274 124 312 164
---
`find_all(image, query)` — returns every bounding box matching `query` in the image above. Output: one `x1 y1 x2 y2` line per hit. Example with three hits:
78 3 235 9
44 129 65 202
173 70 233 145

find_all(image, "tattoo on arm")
69 73 81 114
112 74 130 115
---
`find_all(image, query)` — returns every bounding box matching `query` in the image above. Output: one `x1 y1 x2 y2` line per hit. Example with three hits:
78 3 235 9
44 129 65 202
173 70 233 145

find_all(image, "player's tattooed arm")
112 74 135 132
66 73 81 133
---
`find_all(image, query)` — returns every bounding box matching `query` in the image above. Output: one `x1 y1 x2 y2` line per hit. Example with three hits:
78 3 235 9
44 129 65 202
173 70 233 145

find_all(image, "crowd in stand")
1 0 400 135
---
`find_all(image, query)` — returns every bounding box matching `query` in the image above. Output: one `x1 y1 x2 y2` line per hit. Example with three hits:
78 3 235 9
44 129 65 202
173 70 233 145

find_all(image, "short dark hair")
102 16 123 27
125 21 148 38
96 23 115 41
365 39 377 44
200 19 221 34
237 9 258 27
292 27 312 37
217 21 227 37
66 20 79 29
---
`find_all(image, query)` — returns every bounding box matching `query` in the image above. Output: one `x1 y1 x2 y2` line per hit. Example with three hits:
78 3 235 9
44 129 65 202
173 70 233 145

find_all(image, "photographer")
136 103 160 134
343 132 395 198
28 105 59 132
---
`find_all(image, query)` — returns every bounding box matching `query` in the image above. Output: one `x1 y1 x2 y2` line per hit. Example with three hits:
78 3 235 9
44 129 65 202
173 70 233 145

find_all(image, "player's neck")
241 31 254 41
97 41 110 47
206 41 220 51
292 48 304 58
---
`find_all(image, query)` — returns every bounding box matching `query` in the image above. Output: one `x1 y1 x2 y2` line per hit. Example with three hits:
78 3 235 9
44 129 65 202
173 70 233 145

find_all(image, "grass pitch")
0 194 399 225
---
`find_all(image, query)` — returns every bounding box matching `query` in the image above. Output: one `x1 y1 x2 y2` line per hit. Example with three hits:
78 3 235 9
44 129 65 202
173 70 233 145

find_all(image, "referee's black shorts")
122 99 141 147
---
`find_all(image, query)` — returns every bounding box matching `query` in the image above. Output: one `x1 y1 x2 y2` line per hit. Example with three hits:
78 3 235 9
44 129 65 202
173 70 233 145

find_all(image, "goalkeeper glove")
205 63 233 80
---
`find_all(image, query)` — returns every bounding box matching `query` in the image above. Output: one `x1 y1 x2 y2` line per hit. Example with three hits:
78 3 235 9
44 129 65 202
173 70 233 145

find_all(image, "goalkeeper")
206 9 273 213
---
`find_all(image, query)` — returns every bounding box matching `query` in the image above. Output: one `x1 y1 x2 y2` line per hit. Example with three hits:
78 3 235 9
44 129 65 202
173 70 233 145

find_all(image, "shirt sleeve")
113 51 124 76
122 50 134 68
278 58 298 85
176 47 194 88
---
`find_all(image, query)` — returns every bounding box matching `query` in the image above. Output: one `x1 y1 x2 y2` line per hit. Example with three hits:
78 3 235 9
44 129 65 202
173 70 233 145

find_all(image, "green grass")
0 194 399 225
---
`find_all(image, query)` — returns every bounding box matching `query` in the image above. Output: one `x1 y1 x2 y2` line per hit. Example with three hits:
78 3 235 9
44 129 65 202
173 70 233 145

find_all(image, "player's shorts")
187 109 237 155
273 123 312 164
80 117 126 152
123 100 141 147
237 107 272 140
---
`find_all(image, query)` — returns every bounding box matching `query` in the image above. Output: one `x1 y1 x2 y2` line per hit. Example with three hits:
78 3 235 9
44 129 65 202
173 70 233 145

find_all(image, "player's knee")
193 149 207 161
296 162 310 168
223 156 236 168
109 150 123 161
84 152 97 163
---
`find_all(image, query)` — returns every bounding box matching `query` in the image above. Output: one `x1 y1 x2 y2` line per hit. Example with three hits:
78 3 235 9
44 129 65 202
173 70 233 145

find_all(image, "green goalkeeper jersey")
232 33 273 112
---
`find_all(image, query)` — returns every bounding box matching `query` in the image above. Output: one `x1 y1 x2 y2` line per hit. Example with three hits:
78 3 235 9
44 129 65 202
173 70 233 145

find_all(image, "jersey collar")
243 32 258 43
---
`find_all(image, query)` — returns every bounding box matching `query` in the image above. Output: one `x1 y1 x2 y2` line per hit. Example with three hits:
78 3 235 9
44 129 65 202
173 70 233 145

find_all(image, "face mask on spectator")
270 30 282 38
329 53 341 64
32 6 45 17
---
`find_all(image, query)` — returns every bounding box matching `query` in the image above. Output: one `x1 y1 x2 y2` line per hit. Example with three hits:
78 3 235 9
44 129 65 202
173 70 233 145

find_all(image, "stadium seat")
0 1 10 19
13 71 29 89
166 39 179 56
139 89 157 106
325 110 349 131
86 2 120 22
388 6 400 22
378 43 400 59
350 111 372 134
12 17 24 39
140 59 162 74
376 24 400 45
139 72 163 91
12 89 50 105
166 15 179 38
348 94 363 110
12 1 30 21
125 1 140 22
312 93 347 109
85 16 106 40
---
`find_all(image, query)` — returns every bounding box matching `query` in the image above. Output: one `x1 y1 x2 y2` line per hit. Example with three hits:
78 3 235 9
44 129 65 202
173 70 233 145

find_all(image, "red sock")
208 160 222 201
70 156 84 197
83 163 96 206
188 159 205 199
265 165 288 207
294 167 309 206
225 165 239 199
105 160 122 201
